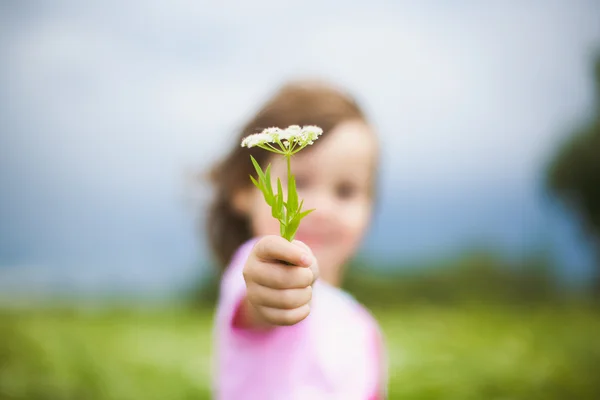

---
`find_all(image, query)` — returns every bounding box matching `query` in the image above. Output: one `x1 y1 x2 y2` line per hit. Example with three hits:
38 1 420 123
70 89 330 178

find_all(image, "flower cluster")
241 125 323 154
240 125 322 241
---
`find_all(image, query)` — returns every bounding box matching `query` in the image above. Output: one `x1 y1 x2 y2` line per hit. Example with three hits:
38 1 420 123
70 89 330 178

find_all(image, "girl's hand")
242 235 318 327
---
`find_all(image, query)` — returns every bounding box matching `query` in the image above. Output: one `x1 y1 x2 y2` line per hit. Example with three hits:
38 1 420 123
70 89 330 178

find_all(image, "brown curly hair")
206 80 369 268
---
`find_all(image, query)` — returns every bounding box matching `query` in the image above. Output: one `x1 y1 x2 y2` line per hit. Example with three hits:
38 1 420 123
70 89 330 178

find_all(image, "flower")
240 132 271 148
299 125 323 145
263 127 283 140
240 125 323 152
285 125 303 138
242 125 320 241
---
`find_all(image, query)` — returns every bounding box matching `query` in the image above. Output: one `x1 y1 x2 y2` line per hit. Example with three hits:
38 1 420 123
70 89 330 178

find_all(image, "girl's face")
236 120 378 286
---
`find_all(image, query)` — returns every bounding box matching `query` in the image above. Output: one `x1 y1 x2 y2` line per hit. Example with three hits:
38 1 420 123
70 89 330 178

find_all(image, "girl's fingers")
256 304 311 326
292 240 311 253
293 240 319 284
251 262 314 289
309 262 319 285
248 283 312 310
254 236 312 267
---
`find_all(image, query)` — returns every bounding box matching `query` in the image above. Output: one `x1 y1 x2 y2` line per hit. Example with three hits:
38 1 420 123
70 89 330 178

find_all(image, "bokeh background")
1 1 600 399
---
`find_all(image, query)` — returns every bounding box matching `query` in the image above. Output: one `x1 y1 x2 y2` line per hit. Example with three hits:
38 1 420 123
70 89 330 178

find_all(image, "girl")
206 80 387 399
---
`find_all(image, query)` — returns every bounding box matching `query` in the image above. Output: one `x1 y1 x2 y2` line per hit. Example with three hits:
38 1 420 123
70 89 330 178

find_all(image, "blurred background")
1 1 600 399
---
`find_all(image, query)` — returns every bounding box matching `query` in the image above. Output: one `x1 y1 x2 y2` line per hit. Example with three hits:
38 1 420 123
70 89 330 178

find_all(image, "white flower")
264 127 283 141
241 125 322 151
300 125 323 145
278 130 293 142
241 132 271 148
286 125 303 137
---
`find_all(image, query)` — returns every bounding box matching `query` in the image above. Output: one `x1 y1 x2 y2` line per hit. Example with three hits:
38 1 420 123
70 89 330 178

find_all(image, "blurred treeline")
546 52 600 293
191 250 588 309
345 253 565 307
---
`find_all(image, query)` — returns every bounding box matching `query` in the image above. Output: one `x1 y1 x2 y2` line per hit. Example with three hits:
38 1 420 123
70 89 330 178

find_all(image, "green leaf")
249 175 260 190
250 156 276 206
284 208 315 242
277 179 285 217
287 174 298 218
296 208 315 220
250 155 265 182
264 164 274 203
271 194 281 219
262 183 273 207
285 216 301 242
280 221 286 238
259 184 270 206
251 174 270 206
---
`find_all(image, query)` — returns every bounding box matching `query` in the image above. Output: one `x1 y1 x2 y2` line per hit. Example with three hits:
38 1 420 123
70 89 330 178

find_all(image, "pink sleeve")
216 238 258 331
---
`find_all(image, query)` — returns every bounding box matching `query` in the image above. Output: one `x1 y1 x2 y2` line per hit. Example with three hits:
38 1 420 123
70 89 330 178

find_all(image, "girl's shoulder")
311 281 387 398
313 280 382 334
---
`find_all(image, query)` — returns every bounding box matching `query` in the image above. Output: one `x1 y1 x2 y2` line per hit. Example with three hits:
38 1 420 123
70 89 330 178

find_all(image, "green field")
1 305 599 399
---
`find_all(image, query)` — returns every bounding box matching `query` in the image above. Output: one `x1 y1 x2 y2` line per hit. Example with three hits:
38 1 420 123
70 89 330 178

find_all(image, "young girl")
206 80 387 399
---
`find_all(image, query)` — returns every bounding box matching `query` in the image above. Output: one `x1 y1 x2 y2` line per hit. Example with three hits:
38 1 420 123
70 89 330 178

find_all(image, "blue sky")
1 1 599 296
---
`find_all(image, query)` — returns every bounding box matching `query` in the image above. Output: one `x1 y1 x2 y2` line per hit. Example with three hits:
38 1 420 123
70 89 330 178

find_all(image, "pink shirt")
212 239 387 400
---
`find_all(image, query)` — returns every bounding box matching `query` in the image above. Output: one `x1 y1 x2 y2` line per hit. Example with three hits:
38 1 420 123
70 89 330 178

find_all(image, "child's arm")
234 235 318 330
232 297 271 330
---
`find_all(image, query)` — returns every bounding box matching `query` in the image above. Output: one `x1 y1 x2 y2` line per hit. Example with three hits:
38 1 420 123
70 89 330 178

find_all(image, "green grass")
1 304 599 399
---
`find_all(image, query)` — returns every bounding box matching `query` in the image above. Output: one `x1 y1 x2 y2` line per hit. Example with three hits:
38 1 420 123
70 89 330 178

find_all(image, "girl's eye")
336 182 358 200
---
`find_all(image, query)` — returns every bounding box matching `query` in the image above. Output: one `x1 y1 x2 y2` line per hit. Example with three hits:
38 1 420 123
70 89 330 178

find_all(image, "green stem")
289 140 298 153
291 144 306 155
286 154 291 216
285 154 292 241
276 139 288 153
259 143 284 154
286 154 291 184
